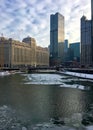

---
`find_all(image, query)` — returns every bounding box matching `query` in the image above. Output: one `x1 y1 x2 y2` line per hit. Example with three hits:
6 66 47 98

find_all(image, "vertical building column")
91 0 93 63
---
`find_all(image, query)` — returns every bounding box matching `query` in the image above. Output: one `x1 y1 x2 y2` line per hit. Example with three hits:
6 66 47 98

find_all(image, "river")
0 72 93 130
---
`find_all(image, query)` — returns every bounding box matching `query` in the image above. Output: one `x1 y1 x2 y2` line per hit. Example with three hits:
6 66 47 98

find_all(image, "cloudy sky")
0 0 91 47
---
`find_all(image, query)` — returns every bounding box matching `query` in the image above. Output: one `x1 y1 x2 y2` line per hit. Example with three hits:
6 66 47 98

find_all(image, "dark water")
0 73 93 130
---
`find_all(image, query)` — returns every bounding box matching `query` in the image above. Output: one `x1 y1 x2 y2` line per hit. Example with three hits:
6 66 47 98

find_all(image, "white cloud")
0 0 91 47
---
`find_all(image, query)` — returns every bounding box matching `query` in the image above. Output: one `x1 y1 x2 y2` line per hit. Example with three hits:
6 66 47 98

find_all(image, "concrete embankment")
65 68 93 74
58 69 93 80
28 69 56 73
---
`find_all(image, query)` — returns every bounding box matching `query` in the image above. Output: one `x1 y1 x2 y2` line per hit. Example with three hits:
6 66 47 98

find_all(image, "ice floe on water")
0 105 20 129
85 126 93 130
22 73 93 83
31 123 77 130
21 73 91 90
59 83 88 90
24 74 63 85
0 105 93 130
0 105 28 130
23 73 75 85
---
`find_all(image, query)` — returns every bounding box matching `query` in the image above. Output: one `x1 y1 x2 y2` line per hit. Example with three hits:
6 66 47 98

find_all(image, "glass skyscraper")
50 12 64 66
80 0 93 67
91 0 93 62
80 16 92 66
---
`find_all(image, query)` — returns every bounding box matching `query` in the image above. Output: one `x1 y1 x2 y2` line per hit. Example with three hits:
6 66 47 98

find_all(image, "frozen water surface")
0 104 93 130
0 73 93 129
24 74 63 85
0 104 92 130
22 73 91 90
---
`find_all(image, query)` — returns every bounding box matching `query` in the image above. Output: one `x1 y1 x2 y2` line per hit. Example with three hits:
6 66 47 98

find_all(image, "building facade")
80 16 92 66
69 42 80 62
36 46 49 66
0 36 49 68
91 0 93 62
64 39 68 62
64 39 68 53
50 12 64 66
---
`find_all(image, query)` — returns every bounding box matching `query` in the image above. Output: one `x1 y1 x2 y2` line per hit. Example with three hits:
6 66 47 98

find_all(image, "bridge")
27 66 59 73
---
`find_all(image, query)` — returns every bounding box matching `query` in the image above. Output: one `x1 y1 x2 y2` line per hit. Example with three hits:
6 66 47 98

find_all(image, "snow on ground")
60 71 93 80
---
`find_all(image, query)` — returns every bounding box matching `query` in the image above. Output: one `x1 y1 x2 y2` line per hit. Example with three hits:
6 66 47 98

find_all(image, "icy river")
0 72 93 130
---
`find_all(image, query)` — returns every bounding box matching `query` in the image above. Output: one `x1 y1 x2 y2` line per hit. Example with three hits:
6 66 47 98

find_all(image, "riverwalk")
59 70 93 80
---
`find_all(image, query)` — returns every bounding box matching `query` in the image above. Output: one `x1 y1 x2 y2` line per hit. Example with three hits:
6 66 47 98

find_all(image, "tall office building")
50 12 64 66
80 16 92 66
80 0 93 67
91 0 93 62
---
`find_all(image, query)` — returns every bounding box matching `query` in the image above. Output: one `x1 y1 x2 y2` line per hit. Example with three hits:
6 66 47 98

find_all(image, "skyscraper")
80 0 93 67
91 0 93 62
50 12 64 66
80 16 92 66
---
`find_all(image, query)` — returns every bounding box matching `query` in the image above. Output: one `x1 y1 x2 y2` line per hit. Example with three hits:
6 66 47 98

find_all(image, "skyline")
0 0 91 47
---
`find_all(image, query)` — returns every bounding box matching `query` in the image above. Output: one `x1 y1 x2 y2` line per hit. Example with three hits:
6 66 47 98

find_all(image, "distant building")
69 42 80 62
64 39 68 62
80 16 92 66
0 36 49 68
64 39 68 53
63 42 80 67
67 47 74 62
50 12 64 66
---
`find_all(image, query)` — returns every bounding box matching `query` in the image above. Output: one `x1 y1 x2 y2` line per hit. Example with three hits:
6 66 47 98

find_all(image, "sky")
0 0 91 47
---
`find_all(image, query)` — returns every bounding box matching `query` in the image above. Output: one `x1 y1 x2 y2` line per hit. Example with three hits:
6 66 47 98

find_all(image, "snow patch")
24 74 63 85
86 126 93 130
60 71 93 80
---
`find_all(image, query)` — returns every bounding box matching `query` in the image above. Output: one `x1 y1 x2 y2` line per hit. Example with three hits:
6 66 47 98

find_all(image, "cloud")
0 0 91 47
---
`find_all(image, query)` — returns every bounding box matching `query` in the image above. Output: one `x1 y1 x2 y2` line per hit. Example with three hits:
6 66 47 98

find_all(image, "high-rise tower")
91 0 93 62
80 0 93 67
50 12 64 66
80 16 92 66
